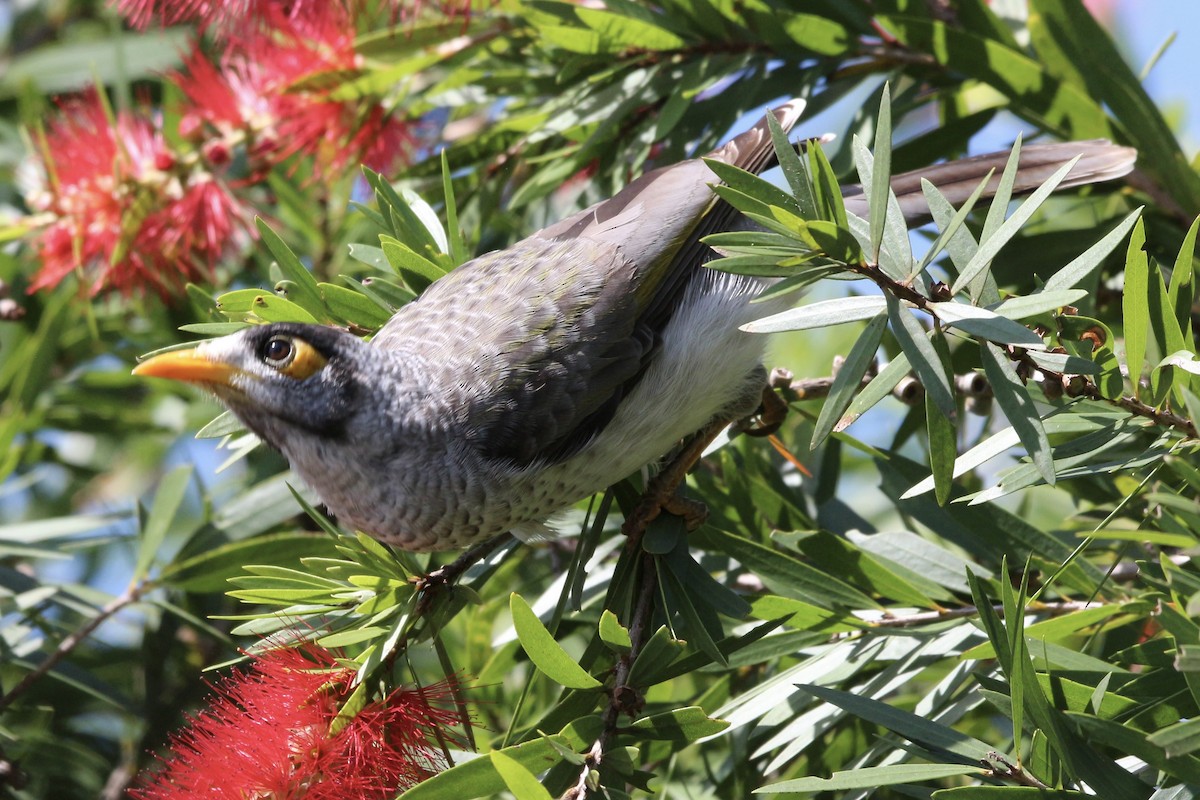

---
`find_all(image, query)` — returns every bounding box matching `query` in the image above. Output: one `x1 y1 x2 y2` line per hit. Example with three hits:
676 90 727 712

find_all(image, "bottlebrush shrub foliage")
2 2 1200 799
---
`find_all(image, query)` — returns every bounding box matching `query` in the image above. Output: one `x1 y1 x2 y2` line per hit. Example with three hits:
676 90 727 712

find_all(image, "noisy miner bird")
134 99 1136 551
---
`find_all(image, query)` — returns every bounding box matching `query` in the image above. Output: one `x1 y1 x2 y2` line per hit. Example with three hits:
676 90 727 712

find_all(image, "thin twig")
0 580 148 712
564 552 658 799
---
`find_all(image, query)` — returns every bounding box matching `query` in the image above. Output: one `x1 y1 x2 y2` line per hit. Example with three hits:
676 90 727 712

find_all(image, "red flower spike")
130 644 465 800
25 92 243 298
113 0 478 34
171 7 417 181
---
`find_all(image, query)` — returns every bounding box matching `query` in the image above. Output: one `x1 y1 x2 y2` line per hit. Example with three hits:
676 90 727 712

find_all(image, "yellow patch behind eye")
279 339 327 380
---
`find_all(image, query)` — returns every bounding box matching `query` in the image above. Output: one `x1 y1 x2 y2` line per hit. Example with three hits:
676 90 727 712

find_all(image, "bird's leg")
621 415 730 545
621 376 793 545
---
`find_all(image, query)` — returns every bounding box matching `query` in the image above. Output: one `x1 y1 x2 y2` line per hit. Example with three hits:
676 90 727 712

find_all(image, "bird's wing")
373 100 807 468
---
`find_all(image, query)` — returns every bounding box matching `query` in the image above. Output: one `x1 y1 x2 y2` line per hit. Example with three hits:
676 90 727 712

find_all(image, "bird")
133 99 1136 551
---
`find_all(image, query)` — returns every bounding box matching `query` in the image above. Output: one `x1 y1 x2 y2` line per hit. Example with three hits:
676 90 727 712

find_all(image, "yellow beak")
132 348 242 387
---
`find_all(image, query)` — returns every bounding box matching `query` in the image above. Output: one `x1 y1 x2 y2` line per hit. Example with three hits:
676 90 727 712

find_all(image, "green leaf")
933 789 1090 799
629 707 729 743
917 171 993 275
317 283 393 328
398 717 603 800
1169 216 1199 346
255 218 326 320
509 593 602 690
1028 0 1200 211
887 295 955 420
868 83 893 262
1122 218 1150 397
926 390 956 506
598 610 631 654
951 156 1080 294
134 465 193 580
962 604 1132 660
811 312 887 448
791 530 938 607
692 526 876 611
879 16 1113 138
756 764 986 793
799 683 993 762
927 302 1046 348
774 12 851 56
837 351 911 432
178 322 250 335
742 295 886 333
767 109 817 218
491 751 553 800
1147 717 1200 759
981 343 1054 486
660 550 728 667
440 151 469 268
992 290 1088 320
216 289 320 324
1041 207 1143 291
379 234 447 293
627 625 688 687
575 6 688 51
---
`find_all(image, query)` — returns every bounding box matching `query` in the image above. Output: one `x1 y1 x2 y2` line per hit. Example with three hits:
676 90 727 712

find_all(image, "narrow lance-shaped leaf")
915 170 992 275
952 154 1081 295
742 294 886 333
967 135 1023 302
1041 206 1143 291
887 295 955 419
992 289 1087 320
755 764 986 794
135 465 194 580
981 342 1055 486
869 82 893 261
922 181 991 300
1121 218 1149 398
927 302 1046 348
812 312 887 448
851 136 910 281
926 386 956 505
440 151 469 267
836 351 911 432
255 218 326 320
766 110 816 219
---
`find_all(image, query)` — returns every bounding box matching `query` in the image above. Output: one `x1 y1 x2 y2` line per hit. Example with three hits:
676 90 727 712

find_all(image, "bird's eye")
262 336 294 366
260 335 328 380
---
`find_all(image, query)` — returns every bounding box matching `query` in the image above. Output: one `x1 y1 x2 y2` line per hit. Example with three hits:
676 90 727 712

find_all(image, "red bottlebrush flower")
171 5 416 180
113 0 476 33
130 644 465 799
24 92 243 298
114 0 322 32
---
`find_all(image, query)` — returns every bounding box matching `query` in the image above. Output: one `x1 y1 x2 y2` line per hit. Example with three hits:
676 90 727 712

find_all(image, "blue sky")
1116 0 1200 147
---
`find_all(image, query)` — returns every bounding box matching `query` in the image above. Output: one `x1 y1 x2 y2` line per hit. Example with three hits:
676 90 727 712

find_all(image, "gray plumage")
134 99 1136 550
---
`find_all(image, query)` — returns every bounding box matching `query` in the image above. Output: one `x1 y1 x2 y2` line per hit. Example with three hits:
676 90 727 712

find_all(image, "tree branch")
0 579 149 712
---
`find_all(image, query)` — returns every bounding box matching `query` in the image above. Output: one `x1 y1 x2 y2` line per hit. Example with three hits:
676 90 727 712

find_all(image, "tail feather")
843 139 1137 225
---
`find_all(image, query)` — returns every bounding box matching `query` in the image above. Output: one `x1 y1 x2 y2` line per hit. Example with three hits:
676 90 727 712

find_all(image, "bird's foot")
662 494 709 530
737 383 789 437
621 415 728 545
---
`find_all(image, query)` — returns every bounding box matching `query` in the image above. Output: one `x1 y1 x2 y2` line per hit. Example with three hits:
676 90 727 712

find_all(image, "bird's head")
133 323 375 451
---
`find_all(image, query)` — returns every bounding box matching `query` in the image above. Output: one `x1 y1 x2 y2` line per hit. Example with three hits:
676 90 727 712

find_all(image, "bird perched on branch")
134 99 1135 551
